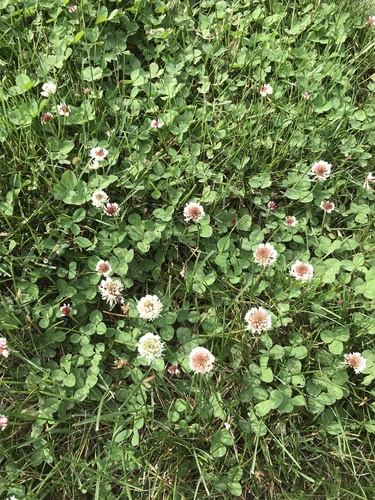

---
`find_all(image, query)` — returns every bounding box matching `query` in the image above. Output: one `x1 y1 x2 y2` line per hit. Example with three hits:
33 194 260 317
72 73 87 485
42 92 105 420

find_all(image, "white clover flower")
92 190 109 208
151 119 164 129
88 160 100 170
284 216 298 227
344 352 366 374
41 81 57 97
309 160 332 180
302 92 310 99
98 277 124 306
253 243 278 267
137 295 163 321
267 201 277 210
41 112 53 124
290 260 314 281
320 200 335 213
245 307 272 334
183 202 205 222
367 16 375 26
137 332 165 365
189 347 215 374
0 415 8 430
69 4 77 13
96 259 112 276
57 103 71 116
363 172 375 189
60 303 72 317
104 202 121 217
0 337 9 358
90 147 108 161
260 84 273 97
167 364 180 376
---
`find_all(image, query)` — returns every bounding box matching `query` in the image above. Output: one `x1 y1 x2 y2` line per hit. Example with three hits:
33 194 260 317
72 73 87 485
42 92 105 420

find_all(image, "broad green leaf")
82 66 103 81
96 6 108 24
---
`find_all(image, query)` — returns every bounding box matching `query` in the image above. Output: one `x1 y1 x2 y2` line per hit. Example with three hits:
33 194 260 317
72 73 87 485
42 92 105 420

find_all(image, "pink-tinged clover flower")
60 303 72 316
57 103 71 116
245 307 272 334
267 201 277 210
96 259 112 276
41 112 53 124
0 415 8 431
150 119 164 129
320 200 335 213
253 243 278 267
0 338 9 358
90 147 108 161
290 260 314 282
104 202 120 217
344 352 366 373
284 216 298 227
260 84 273 97
183 202 205 222
189 347 215 374
309 160 332 181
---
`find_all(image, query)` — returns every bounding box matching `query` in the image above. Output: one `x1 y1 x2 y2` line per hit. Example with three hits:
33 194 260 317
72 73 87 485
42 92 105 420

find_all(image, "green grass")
1 0 375 498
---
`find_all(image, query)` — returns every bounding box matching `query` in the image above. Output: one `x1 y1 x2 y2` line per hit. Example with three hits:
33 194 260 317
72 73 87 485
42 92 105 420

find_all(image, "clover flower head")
245 307 272 334
57 103 71 116
41 112 53 124
189 347 215 374
290 260 314 281
267 201 277 210
344 352 366 374
363 172 375 190
0 415 8 431
320 200 335 213
90 147 108 161
260 84 273 97
88 160 100 170
41 82 57 97
284 216 298 227
309 160 332 180
98 277 124 306
96 259 112 276
137 333 165 365
60 303 72 316
253 243 278 267
151 119 164 129
137 295 163 321
183 202 205 222
168 364 180 376
367 15 375 26
104 202 120 217
0 338 9 358
92 190 109 208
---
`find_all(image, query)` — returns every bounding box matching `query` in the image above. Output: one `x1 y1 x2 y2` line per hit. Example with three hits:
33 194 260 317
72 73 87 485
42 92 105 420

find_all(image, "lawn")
0 0 375 498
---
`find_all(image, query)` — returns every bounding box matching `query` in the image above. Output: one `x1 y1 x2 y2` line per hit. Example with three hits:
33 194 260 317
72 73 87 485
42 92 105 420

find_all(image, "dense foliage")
0 0 375 498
